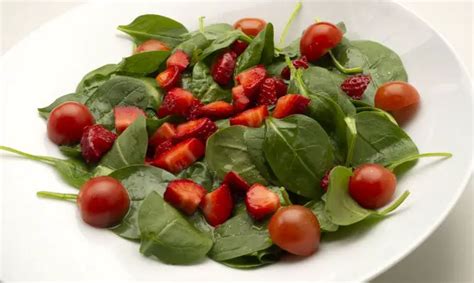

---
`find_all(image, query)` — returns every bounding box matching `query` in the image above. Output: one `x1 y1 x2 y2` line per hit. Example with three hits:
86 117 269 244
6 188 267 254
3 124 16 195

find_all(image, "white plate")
1 0 472 281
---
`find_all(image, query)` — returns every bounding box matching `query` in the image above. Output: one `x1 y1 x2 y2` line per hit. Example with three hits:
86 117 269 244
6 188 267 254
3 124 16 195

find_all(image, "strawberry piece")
200 184 233 226
232 85 251 113
340 74 371 100
236 65 267 95
174 118 217 143
186 100 204 120
230 105 269 127
198 101 234 120
114 106 146 134
149 122 176 148
280 56 309 80
157 88 200 118
164 179 207 215
274 78 288 97
80 125 117 163
166 50 190 71
272 94 311 119
320 169 331 192
223 171 250 192
153 140 174 159
211 51 237 86
151 138 205 173
257 77 279 106
230 40 249 56
156 66 181 90
245 184 280 220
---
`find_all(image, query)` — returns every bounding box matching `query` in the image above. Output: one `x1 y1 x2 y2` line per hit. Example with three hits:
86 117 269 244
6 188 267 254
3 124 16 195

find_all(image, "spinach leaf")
221 246 281 269
100 116 148 169
59 145 82 159
205 126 268 185
177 161 218 191
139 191 213 264
186 62 231 103
235 23 274 74
173 33 210 59
279 38 300 58
117 51 170 75
266 59 287 77
146 116 175 136
37 93 86 119
200 30 243 60
263 115 334 199
184 23 233 40
215 119 230 129
76 64 118 97
305 200 339 232
109 165 175 240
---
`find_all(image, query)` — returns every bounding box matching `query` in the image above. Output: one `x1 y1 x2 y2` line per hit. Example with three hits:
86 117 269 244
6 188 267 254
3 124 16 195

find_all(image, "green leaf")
279 38 300 58
58 145 82 159
183 23 234 41
305 200 339 232
76 64 118 97
220 246 281 269
200 30 243 59
235 23 274 74
173 33 210 59
117 51 170 75
177 161 218 191
37 93 86 119
186 62 231 103
139 191 213 264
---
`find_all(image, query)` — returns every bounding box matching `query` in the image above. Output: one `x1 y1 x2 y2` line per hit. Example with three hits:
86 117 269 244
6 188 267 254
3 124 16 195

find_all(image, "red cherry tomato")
135 39 170 53
268 205 320 256
300 22 343 62
349 163 397 209
47 102 95 145
77 176 130 228
233 18 267 37
375 81 421 124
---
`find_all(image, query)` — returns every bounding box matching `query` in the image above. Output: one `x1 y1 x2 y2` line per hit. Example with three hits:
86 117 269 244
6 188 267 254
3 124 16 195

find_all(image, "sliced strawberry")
274 78 288 97
232 85 251 113
230 40 249 56
186 100 204 120
236 65 267 95
223 171 250 192
200 184 233 226
164 179 207 215
157 88 200 118
245 184 280 220
199 101 234 120
149 122 176 148
230 105 269 127
80 125 117 163
280 56 309 80
166 50 190 71
174 118 217 143
257 77 278 106
114 106 146 134
211 51 237 86
153 139 174 159
151 138 205 173
156 66 181 90
272 94 311 119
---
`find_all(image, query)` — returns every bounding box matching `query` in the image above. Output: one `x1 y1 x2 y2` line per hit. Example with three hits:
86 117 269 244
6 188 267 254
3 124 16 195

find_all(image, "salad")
0 2 451 268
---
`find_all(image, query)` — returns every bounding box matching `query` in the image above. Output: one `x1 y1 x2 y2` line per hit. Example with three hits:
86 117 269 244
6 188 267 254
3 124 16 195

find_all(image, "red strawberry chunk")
280 56 309 80
151 138 205 173
200 184 233 226
232 85 251 113
236 65 267 94
199 101 234 120
149 122 176 148
186 100 204 120
211 51 237 86
166 50 190 71
230 40 249 56
174 118 217 143
340 74 371 100
230 105 269 127
257 77 278 106
245 184 280 220
153 139 174 159
164 179 207 215
80 125 117 163
223 171 250 192
320 169 331 192
272 94 311 119
114 106 146 134
157 88 200 118
156 66 181 90
274 78 288 97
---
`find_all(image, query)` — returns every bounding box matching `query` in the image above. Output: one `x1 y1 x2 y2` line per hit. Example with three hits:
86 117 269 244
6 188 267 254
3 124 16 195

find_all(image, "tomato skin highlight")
47 102 95 145
135 39 170 53
268 205 320 256
233 18 267 37
349 163 397 209
375 81 420 111
77 176 130 228
300 22 343 62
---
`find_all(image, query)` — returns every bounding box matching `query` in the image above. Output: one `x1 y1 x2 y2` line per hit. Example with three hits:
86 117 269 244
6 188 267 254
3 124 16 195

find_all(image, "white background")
1 0 473 282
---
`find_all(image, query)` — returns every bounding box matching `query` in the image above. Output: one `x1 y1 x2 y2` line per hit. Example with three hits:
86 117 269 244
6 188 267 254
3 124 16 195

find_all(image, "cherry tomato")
268 205 320 256
374 81 420 124
233 18 267 37
77 176 130 228
47 102 95 145
349 163 397 209
135 39 170 53
300 22 343 62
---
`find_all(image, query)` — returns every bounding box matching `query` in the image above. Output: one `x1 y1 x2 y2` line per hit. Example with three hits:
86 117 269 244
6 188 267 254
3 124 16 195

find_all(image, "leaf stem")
387 152 453 171
238 31 253 43
37 191 77 202
344 117 357 166
278 1 302 48
0 145 57 165
329 51 363 74
198 16 205 34
377 190 410 216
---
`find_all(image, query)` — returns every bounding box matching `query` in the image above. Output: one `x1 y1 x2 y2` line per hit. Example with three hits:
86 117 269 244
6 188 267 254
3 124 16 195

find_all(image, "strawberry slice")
230 40 249 56
157 88 200 118
149 122 176 148
257 77 279 106
174 118 217 143
156 66 181 90
153 139 174 159
272 94 311 119
232 85 251 113
80 125 117 163
199 101 234 120
236 65 267 94
164 179 207 215
186 100 204 120
166 50 190 71
223 171 250 192
151 138 205 173
230 105 269 127
200 184 233 226
274 78 288 97
211 51 237 86
114 106 146 134
245 184 280 220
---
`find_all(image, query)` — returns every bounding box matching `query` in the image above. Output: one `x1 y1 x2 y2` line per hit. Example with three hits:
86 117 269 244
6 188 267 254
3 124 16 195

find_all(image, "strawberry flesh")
223 171 250 192
157 88 200 118
173 118 217 143
257 77 279 106
149 122 176 148
80 125 117 163
236 65 267 95
200 184 233 226
272 94 311 119
164 179 207 215
232 85 251 113
280 56 309 80
114 106 146 134
211 51 237 86
186 100 205 120
245 184 280 220
166 50 190 71
230 40 249 56
274 78 288 97
230 105 269 127
151 138 205 173
198 101 234 120
153 139 174 159
156 66 181 90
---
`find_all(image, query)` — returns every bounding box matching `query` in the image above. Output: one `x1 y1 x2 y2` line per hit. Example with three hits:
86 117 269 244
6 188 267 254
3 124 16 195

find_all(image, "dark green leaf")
184 23 234 40
117 51 170 75
59 145 82 159
186 62 231 103
235 23 274 74
220 246 281 269
279 37 300 58
76 64 118 97
173 33 210 58
177 161 217 191
305 200 339 232
266 59 287 77
200 30 243 59
37 93 86 119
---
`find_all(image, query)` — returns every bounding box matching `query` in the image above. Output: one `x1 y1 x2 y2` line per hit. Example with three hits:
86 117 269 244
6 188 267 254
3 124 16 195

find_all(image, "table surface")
1 1 473 282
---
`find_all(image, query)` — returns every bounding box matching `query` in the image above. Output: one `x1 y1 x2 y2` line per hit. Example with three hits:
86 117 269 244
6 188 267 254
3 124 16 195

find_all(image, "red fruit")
341 74 371 100
156 66 181 90
245 184 280 220
114 106 146 134
166 50 190 71
300 22 343 62
272 94 311 119
151 138 205 173
186 100 205 120
198 101 234 120
274 78 288 97
80 125 117 163
164 179 207 215
174 118 218 143
257 77 279 106
157 88 200 118
281 56 309 80
153 140 174 159
320 170 331 192
231 40 249 56
200 184 233 226
236 65 267 94
211 51 237 86
234 18 267 37
232 85 251 113
47 102 95 145
374 81 421 124
149 122 176 148
223 171 250 192
135 39 170 53
230 105 269 127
